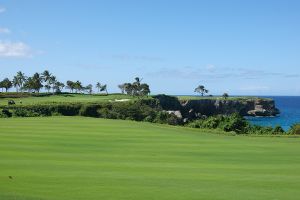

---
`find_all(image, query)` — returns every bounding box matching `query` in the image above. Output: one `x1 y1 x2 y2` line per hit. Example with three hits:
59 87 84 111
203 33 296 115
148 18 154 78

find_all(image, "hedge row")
0 98 182 125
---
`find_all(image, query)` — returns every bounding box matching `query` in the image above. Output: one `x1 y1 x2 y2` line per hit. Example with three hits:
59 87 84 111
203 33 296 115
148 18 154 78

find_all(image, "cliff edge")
153 95 280 120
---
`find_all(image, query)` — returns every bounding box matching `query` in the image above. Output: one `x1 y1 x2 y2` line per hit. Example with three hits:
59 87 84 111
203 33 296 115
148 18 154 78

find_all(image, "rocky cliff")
153 95 280 120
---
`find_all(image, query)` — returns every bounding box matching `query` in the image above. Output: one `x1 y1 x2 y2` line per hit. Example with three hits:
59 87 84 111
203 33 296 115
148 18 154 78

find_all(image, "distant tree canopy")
0 78 13 92
194 85 209 96
223 93 229 99
121 77 150 97
1 71 152 96
96 82 108 94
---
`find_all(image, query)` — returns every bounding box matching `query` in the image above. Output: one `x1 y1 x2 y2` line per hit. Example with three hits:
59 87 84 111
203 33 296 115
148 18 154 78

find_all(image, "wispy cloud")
111 54 164 62
0 41 32 58
146 65 299 80
0 6 6 13
0 27 10 34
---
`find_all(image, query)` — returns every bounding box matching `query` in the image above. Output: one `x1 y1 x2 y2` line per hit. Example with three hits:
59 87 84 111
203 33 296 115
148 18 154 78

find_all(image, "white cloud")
205 64 216 72
111 54 164 62
0 41 32 58
0 27 10 34
0 7 6 13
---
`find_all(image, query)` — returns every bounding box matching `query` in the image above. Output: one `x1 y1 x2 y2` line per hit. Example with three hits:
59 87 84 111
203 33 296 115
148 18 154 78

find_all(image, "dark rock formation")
153 95 280 120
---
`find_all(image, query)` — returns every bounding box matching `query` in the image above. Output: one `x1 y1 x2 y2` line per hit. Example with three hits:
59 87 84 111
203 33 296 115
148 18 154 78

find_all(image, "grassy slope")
0 94 134 106
1 117 300 200
0 93 272 106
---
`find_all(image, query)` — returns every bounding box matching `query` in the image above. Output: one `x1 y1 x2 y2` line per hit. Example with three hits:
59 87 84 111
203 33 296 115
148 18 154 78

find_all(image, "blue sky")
0 0 299 95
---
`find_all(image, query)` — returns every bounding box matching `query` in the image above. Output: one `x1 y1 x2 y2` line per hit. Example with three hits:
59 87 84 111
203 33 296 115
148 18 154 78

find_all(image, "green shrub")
221 114 248 133
246 125 274 135
0 109 12 118
203 116 222 129
79 104 101 117
56 104 81 116
273 125 285 135
187 114 285 135
152 111 181 125
289 123 300 135
13 108 40 117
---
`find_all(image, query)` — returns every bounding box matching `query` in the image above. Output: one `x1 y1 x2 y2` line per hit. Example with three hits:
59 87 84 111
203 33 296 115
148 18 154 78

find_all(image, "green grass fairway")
1 117 300 200
0 94 134 106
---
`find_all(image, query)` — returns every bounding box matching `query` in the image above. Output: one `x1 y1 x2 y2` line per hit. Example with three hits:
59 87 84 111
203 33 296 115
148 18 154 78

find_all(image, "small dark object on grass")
8 100 15 105
8 176 13 179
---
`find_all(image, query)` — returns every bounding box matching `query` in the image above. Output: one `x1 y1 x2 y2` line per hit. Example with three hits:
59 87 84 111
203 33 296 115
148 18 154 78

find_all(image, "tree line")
0 70 151 96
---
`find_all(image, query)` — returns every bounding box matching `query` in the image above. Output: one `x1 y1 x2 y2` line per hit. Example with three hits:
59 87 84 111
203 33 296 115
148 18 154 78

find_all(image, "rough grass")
1 117 300 200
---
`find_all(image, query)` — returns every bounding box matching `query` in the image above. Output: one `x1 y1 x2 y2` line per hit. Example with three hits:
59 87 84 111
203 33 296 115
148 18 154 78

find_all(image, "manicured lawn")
0 94 134 106
0 117 300 200
0 93 272 107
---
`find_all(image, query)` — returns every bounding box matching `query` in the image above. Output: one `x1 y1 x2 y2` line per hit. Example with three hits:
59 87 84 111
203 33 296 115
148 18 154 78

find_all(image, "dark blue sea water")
246 96 300 130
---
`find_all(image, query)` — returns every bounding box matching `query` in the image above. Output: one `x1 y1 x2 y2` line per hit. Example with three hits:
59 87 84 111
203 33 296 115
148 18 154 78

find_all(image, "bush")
8 100 16 105
56 104 81 116
289 123 300 135
153 111 182 125
13 108 40 117
221 114 248 133
273 125 285 135
79 104 101 117
0 109 12 118
187 114 286 135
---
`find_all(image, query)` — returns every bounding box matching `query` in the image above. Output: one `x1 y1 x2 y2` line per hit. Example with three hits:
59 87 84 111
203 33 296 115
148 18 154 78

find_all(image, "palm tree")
74 81 82 93
23 77 33 92
49 76 57 93
41 70 51 83
86 84 93 94
194 85 209 96
16 71 26 92
96 82 101 93
45 84 51 93
124 83 133 95
53 82 65 93
31 73 43 93
12 76 19 92
100 84 108 95
66 81 75 93
118 84 126 94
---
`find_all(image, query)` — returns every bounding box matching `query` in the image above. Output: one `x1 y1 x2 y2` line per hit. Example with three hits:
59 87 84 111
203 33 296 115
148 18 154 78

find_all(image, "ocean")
246 96 300 131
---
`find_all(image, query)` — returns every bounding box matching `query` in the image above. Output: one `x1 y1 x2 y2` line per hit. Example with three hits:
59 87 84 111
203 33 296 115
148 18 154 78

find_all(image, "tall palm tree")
49 76 57 93
100 84 108 95
66 81 75 93
74 81 82 93
96 82 101 93
16 71 26 92
12 76 19 92
41 70 51 82
86 84 93 94
31 73 43 93
118 84 125 94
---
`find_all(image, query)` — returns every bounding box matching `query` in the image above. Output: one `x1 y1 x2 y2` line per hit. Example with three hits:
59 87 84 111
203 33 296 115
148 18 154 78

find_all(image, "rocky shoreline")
154 95 280 121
